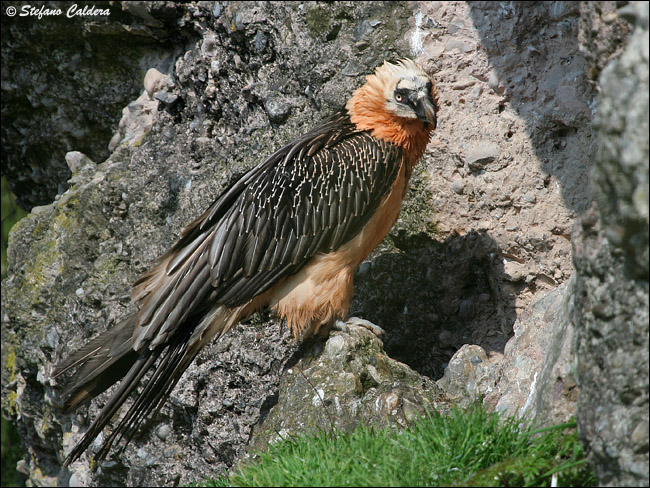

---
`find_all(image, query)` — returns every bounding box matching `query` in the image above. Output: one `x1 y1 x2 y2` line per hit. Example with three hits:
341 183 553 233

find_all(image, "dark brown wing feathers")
136 109 402 319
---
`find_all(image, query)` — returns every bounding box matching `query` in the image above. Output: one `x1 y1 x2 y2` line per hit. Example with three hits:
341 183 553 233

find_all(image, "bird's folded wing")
131 110 403 350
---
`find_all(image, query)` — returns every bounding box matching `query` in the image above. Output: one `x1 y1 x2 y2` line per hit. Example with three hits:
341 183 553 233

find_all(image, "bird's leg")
332 316 385 338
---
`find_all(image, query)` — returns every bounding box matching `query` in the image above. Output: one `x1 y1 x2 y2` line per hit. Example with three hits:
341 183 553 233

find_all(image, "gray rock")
527 280 578 428
341 60 365 77
573 207 649 487
254 30 268 53
488 70 504 94
503 261 527 282
578 2 632 83
452 179 465 194
485 283 577 425
465 142 500 168
549 1 580 21
591 6 649 281
155 424 172 441
143 68 171 98
65 151 96 174
458 298 476 321
1 2 184 209
247 321 449 454
264 97 292 124
572 2 649 485
436 345 497 406
154 91 180 107
440 283 578 430
445 38 474 53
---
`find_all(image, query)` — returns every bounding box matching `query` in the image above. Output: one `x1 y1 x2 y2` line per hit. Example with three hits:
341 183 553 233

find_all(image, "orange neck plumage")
346 83 432 171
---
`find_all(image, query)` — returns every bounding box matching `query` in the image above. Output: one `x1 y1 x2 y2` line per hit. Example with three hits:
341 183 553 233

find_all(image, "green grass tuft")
194 404 596 487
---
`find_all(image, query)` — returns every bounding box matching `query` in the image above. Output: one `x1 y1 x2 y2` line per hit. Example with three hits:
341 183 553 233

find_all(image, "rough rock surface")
247 321 448 455
573 2 649 485
439 280 578 430
1 1 647 487
1 1 190 209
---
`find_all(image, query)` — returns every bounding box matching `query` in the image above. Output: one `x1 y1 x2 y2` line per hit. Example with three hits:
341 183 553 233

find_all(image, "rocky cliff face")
573 2 649 485
1 1 646 486
0 2 190 209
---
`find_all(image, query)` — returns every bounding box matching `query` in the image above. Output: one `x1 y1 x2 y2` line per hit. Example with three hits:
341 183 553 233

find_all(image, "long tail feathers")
91 335 203 465
61 348 158 466
54 314 210 467
52 315 139 412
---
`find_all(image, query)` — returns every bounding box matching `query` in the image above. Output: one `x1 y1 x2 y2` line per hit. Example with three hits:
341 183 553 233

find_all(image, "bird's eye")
395 93 404 103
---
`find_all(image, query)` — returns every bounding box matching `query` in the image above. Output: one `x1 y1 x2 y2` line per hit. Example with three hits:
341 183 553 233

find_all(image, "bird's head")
377 59 439 129
346 59 439 132
346 59 439 157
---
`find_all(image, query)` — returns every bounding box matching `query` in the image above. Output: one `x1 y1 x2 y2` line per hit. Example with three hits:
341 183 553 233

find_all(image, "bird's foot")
333 317 385 338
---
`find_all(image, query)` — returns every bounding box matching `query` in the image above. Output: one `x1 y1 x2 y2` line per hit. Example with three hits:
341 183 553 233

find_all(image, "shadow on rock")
351 229 516 381
467 2 628 214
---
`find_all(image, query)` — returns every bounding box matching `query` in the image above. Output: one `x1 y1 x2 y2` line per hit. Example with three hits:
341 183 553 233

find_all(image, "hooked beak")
414 95 438 129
